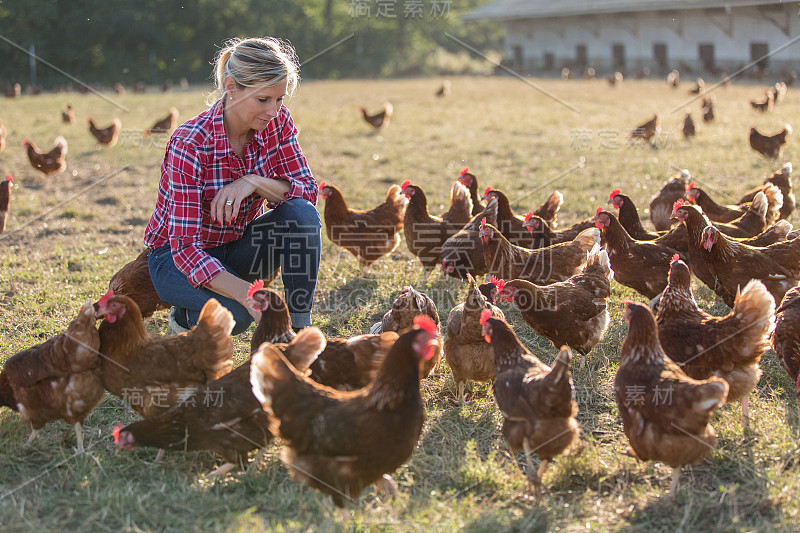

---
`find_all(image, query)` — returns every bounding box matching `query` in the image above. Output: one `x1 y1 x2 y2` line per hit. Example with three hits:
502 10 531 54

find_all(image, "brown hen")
649 170 690 231
500 245 613 357
319 182 406 273
750 124 792 158
0 302 102 452
482 315 579 495
480 218 599 285
656 256 774 426
249 317 437 516
444 274 505 404
95 292 234 417
738 162 795 221
108 249 171 319
87 117 122 147
615 302 728 497
402 180 472 280
593 209 684 300
22 137 68 175
772 286 800 401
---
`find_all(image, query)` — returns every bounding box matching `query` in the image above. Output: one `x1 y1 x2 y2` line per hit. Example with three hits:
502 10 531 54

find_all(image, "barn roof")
464 0 788 22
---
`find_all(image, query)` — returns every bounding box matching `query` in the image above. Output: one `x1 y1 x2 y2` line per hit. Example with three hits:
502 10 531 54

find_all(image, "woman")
145 37 320 335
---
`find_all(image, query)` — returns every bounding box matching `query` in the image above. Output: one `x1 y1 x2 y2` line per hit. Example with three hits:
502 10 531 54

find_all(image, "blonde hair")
208 37 299 105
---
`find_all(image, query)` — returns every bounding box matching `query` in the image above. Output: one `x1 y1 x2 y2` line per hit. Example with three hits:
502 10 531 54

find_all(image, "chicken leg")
741 396 750 429
247 446 268 473
669 467 682 497
74 422 85 454
205 462 236 479
457 382 465 406
522 439 543 497
25 426 39 446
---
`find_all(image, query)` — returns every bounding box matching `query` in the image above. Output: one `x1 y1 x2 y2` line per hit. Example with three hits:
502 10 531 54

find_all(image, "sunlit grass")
0 75 798 531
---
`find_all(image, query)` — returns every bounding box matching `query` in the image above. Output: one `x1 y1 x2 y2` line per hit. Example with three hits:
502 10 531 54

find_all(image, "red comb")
596 206 603 216
524 211 533 222
480 217 487 230
460 167 469 177
623 300 634 306
112 424 123 444
97 289 114 308
400 180 411 190
673 198 688 211
671 254 681 264
484 186 492 196
490 275 505 294
413 315 438 334
5 174 11 182
247 279 265 298
480 308 492 326
688 182 695 190
609 189 621 200
318 181 326 191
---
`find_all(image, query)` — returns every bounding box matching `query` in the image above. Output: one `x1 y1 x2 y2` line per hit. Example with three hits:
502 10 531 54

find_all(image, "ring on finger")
225 200 234 206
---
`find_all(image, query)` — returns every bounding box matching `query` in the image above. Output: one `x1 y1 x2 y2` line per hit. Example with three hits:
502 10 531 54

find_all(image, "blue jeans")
148 199 321 335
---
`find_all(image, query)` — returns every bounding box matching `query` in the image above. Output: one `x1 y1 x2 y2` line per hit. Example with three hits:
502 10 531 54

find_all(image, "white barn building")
464 0 799 76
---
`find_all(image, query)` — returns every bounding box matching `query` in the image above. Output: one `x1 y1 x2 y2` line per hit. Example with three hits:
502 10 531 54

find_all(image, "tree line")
0 0 501 89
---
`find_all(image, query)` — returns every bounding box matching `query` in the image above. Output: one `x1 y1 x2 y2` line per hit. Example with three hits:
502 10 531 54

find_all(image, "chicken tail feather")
730 279 775 360
573 227 601 254
53 136 68 156
450 181 473 215
386 184 408 208
191 299 235 377
547 346 573 386
750 191 768 220
249 342 294 417
282 327 327 372
761 183 784 223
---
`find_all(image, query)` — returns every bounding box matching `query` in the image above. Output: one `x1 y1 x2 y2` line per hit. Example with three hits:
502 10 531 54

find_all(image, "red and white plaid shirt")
144 99 316 288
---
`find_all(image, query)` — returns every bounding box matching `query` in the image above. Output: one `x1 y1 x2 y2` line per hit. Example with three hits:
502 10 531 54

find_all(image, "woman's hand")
210 176 260 224
205 270 261 324
243 297 262 323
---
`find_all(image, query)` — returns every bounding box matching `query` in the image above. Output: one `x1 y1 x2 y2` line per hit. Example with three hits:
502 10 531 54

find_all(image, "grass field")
0 74 799 532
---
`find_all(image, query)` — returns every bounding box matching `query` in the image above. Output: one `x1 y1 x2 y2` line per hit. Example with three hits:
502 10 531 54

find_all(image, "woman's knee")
278 199 321 230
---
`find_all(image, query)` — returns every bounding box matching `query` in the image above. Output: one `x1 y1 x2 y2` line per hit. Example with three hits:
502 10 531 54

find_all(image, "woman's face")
226 79 288 132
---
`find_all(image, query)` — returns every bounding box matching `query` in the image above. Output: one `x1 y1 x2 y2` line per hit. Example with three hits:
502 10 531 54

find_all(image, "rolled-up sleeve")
164 138 226 287
273 109 317 206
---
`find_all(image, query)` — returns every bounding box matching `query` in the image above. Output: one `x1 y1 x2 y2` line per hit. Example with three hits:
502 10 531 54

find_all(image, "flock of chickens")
315 160 800 499
3 156 799 514
611 73 791 163
1 79 800 518
0 107 179 178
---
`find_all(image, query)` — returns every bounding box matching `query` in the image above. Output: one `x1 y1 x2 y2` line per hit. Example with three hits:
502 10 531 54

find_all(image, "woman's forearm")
246 174 291 204
206 270 254 307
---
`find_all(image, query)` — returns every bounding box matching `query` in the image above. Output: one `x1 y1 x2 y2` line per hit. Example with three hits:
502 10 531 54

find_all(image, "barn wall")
503 4 798 75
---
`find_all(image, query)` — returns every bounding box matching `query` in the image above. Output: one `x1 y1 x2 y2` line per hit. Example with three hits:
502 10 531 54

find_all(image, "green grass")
1 75 799 532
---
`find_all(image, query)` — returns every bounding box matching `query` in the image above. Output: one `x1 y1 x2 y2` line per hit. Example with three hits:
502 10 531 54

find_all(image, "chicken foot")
376 474 399 501
457 382 466 406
